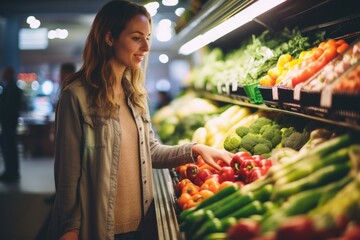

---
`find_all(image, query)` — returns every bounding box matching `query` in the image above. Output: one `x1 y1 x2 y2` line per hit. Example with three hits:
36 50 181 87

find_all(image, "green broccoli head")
240 133 259 153
235 126 250 138
281 127 296 138
261 124 282 147
223 133 242 153
253 143 271 156
282 131 308 151
249 117 274 134
256 137 273 149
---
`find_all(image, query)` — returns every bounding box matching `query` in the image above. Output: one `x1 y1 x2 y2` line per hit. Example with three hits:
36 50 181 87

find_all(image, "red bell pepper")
218 166 237 183
251 155 264 166
186 164 199 184
195 169 213 186
230 152 253 175
258 159 272 170
246 167 266 184
239 159 257 183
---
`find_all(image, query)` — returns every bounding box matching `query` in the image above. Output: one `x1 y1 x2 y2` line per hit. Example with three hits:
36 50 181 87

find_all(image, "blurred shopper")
156 90 172 110
0 66 23 183
46 1 234 240
59 62 76 86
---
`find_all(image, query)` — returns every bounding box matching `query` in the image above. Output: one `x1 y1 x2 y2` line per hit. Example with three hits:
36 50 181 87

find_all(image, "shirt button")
139 127 142 131
141 141 144 144
145 200 148 204
144 180 147 184
142 161 145 164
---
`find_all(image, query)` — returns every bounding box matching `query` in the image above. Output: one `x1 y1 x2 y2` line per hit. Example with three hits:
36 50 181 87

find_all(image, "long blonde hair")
62 0 150 115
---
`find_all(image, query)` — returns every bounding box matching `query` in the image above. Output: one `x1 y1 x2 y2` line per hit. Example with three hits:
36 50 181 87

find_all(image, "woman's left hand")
192 144 234 171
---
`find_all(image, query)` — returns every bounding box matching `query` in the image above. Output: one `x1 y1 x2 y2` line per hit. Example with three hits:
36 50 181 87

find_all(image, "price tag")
294 83 303 100
232 81 238 92
272 86 279 100
320 86 332 108
217 81 222 94
225 81 230 95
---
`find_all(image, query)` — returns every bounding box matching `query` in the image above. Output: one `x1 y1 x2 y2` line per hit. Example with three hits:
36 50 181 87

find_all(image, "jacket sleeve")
145 113 196 169
54 88 82 234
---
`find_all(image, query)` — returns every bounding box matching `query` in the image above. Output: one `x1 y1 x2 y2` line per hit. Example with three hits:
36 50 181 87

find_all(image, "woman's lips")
134 54 144 61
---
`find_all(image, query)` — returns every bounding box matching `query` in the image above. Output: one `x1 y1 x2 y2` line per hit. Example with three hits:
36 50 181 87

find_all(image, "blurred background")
0 0 194 239
0 0 193 157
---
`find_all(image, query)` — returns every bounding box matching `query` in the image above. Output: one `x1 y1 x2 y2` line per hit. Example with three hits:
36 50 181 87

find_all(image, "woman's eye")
133 37 141 41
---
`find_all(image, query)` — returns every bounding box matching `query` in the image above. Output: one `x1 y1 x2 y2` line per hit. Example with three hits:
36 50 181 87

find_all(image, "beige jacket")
47 79 195 240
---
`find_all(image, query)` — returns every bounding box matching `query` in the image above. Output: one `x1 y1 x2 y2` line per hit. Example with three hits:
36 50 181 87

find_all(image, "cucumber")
272 162 351 200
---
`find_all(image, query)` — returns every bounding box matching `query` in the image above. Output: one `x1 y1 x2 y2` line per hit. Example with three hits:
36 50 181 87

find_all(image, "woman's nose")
142 39 150 52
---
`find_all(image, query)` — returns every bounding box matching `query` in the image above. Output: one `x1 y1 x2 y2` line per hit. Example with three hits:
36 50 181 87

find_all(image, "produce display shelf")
200 91 360 131
153 169 184 240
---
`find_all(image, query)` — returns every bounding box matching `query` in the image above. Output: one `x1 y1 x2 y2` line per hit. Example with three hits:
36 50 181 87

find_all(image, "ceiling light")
47 29 69 40
159 54 169 63
156 19 174 42
162 0 178 7
179 0 287 55
26 16 41 29
145 2 160 17
175 7 185 17
26 16 36 24
30 19 41 29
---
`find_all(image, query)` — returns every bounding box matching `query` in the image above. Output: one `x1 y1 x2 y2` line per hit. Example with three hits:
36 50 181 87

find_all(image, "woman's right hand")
59 230 78 240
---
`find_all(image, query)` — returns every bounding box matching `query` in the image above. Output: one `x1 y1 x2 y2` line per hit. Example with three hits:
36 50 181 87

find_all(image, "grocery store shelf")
153 169 184 240
200 91 360 131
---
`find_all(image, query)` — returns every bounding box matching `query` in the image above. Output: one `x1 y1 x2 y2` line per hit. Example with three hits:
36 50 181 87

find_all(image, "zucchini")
179 184 239 222
272 162 351 200
261 175 352 233
275 147 349 186
213 184 272 218
191 217 237 240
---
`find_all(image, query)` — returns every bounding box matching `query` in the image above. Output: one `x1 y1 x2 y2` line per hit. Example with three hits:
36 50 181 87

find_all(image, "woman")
47 1 234 240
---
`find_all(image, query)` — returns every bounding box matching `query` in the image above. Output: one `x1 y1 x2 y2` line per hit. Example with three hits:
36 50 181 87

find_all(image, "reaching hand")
192 144 234 171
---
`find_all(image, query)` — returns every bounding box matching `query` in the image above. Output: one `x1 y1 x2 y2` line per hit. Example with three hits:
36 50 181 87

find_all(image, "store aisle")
0 153 55 240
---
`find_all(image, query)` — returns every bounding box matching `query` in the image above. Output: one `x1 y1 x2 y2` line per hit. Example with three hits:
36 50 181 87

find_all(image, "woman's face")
111 14 151 69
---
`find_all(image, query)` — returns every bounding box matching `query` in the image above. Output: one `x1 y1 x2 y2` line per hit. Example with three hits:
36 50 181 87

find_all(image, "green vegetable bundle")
179 134 358 239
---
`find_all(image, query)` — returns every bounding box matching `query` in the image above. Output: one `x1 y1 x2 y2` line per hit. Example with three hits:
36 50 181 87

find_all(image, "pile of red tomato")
175 152 273 210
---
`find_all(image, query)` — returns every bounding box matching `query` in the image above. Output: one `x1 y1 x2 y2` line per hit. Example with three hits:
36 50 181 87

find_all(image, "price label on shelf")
294 83 303 100
320 86 332 108
272 86 279 100
232 81 238 92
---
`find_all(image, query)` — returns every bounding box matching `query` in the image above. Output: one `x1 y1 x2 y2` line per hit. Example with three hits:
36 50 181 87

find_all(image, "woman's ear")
105 32 113 47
